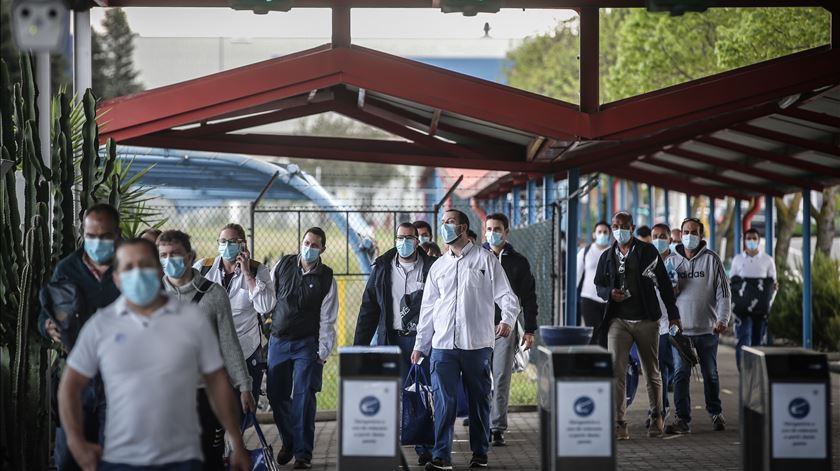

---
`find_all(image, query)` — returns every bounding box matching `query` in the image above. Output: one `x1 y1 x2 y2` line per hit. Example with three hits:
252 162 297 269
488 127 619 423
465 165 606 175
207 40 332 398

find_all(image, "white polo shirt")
67 295 224 466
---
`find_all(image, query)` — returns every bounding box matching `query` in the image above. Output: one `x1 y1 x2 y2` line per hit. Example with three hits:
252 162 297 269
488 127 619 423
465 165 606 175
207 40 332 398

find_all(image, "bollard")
538 345 615 471
741 347 832 470
337 346 402 471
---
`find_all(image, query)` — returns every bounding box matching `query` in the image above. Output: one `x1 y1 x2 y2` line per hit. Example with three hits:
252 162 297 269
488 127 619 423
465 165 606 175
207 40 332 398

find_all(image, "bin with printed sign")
337 346 402 471
537 345 615 471
741 346 832 471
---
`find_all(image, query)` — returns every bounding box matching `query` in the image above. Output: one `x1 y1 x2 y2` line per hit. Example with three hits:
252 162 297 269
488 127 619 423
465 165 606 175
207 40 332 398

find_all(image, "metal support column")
802 189 812 349
582 187 591 239
685 194 692 219
565 168 580 327
579 7 599 113
527 179 537 225
632 182 639 225
332 6 351 47
73 9 92 96
764 194 774 256
619 180 626 212
648 185 655 225
606 176 614 218
596 176 604 222
512 186 522 226
709 197 716 253
543 176 556 220
734 199 742 255
664 189 670 227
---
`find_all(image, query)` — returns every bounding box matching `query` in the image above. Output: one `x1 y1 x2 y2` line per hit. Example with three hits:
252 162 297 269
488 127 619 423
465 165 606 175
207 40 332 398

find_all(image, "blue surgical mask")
652 239 670 254
439 223 460 244
419 235 431 244
595 233 610 246
395 238 416 258
84 238 115 264
119 268 161 306
486 231 504 247
218 242 240 262
160 256 187 278
669 242 679 253
613 229 632 245
683 234 701 251
301 245 320 264
745 240 759 251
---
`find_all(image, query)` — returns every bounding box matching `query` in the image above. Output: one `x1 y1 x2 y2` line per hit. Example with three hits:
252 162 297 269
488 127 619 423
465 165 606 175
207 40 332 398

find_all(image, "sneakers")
462 418 470 426
712 414 726 431
292 459 312 469
615 421 630 440
665 419 691 434
425 458 453 471
417 453 433 466
276 448 294 465
491 431 506 446
469 454 488 468
648 416 665 437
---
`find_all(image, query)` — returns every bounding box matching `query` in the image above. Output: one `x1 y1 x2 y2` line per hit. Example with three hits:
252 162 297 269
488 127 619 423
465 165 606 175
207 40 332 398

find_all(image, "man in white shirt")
58 238 249 471
730 227 777 370
267 227 338 469
411 209 521 471
576 221 611 344
650 223 680 422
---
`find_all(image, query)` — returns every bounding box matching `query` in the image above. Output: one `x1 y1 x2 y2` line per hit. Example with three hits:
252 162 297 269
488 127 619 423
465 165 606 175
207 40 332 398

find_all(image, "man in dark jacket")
354 221 435 464
594 212 680 440
482 213 538 447
38 203 122 471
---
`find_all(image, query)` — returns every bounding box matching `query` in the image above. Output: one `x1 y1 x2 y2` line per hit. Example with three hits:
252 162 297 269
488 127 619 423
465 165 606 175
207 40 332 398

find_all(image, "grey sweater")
673 242 732 336
163 269 252 391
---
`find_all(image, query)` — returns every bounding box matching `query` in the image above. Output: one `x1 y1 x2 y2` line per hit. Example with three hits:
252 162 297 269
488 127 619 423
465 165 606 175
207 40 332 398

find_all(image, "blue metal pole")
566 168 580 327
582 186 591 240
511 187 521 226
803 189 812 349
543 175 556 221
709 197 716 253
648 185 655 225
632 182 640 225
619 179 626 212
764 194 774 256
734 199 742 255
606 176 614 219
527 179 537 225
685 194 692 218
596 176 604 222
664 189 670 227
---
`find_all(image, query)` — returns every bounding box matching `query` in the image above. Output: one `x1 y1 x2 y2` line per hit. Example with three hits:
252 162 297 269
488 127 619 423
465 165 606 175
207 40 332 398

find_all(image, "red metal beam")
332 6 351 48
661 145 824 190
696 135 840 179
730 123 840 157
579 7 599 113
642 155 785 196
178 100 335 137
779 107 840 129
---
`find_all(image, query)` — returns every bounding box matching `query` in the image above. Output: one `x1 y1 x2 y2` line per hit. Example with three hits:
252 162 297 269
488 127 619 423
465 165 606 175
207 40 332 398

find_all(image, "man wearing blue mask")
413 220 434 245
58 238 250 471
353 222 435 464
593 212 681 440
195 223 276 411
411 209 521 471
158 230 254 470
267 227 338 469
482 213 538 447
576 221 612 344
38 203 122 471
666 217 730 435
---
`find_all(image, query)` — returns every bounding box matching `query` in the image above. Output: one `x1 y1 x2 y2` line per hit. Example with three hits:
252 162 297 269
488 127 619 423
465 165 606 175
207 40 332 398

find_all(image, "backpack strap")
190 279 215 304
577 243 592 295
199 257 215 277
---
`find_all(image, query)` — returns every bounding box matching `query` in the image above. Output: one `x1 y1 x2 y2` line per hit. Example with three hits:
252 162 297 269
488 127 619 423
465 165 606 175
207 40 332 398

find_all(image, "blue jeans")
430 348 493 463
98 460 202 471
735 314 767 371
395 334 432 458
673 334 722 423
56 379 106 471
266 336 323 461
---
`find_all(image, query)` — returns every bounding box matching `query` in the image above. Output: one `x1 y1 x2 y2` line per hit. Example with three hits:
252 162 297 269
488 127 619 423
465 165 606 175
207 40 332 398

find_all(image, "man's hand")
713 321 727 335
228 440 251 471
669 319 682 332
610 289 627 303
520 333 535 351
45 318 62 344
410 350 423 364
68 438 101 471
496 322 512 338
316 357 326 365
240 391 256 413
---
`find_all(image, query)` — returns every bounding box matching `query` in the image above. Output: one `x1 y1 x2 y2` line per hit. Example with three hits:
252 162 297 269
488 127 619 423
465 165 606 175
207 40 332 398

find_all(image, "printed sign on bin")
771 383 827 459
556 381 611 457
341 380 397 457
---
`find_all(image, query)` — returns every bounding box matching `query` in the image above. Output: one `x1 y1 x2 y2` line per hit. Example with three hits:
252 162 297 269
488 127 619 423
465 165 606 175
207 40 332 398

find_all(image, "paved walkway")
246 345 840 470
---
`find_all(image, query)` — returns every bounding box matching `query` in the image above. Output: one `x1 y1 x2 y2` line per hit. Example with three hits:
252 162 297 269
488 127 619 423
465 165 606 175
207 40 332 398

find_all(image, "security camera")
11 0 70 52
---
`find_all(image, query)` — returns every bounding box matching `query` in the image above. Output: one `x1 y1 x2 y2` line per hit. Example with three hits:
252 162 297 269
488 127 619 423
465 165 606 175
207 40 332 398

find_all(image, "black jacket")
353 247 435 346
483 242 539 334
593 238 680 330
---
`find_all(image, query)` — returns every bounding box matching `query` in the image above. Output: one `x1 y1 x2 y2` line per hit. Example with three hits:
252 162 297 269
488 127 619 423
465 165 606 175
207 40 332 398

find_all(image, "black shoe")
712 414 726 431
293 459 312 469
469 454 488 468
276 448 294 465
665 419 691 435
462 418 470 426
425 458 453 471
417 453 433 466
491 431 506 446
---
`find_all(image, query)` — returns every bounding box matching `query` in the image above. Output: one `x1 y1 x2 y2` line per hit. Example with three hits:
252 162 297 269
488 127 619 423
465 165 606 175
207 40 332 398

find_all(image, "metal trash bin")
741 346 832 471
337 346 401 471
538 345 615 471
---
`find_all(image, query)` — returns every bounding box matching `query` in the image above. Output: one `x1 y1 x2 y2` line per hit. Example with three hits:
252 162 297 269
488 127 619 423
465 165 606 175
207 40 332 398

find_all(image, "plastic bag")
401 364 435 446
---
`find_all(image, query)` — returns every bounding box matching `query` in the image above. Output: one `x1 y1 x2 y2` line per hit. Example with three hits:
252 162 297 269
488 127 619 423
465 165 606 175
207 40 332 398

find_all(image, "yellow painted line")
337 278 348 346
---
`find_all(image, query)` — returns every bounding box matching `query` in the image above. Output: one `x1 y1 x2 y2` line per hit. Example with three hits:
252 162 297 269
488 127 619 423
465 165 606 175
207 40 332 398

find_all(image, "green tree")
94 8 143 99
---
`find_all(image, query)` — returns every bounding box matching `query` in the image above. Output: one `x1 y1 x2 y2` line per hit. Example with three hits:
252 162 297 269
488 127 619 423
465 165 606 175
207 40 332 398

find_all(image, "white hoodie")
672 241 731 336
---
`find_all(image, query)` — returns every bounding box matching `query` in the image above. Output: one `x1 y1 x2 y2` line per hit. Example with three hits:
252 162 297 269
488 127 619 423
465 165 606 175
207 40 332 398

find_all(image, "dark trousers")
735 314 768 371
245 345 265 402
266 335 323 461
55 379 106 471
395 333 433 458
98 460 202 471
673 334 722 423
196 389 224 471
580 298 607 347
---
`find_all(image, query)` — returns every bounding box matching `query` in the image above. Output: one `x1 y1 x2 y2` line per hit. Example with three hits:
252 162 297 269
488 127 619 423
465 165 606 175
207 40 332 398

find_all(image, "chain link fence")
150 204 556 409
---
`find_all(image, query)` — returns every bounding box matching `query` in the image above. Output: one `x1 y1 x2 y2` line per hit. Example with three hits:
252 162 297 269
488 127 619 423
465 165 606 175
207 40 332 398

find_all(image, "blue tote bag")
228 412 280 471
400 363 435 446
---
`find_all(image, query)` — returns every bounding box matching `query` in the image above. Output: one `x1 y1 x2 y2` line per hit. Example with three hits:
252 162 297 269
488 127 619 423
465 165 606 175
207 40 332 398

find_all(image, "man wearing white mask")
158 230 254 470
59 238 250 471
267 227 338 469
195 223 276 407
353 222 435 464
411 209 521 471
576 221 612 343
666 217 730 435
482 213 538 447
